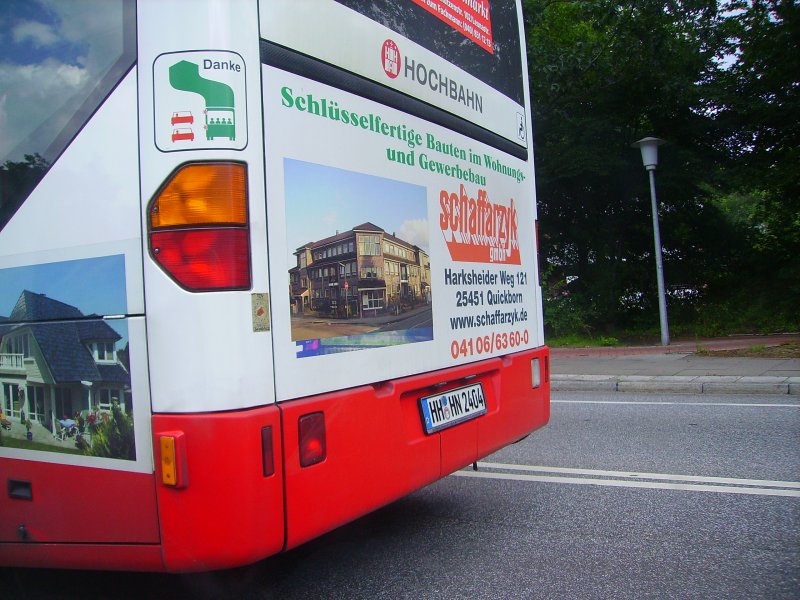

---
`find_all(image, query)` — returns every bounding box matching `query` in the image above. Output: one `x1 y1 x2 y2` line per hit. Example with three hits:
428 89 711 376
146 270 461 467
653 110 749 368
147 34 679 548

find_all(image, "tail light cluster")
148 162 251 291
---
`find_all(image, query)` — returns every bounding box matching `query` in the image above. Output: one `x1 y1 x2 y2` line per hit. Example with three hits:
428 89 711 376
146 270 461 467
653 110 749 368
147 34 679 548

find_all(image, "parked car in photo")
171 128 194 142
171 111 193 125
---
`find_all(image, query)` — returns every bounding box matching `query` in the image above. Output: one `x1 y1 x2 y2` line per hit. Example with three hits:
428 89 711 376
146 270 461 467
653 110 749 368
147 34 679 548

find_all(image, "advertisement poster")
264 68 541 401
408 0 494 53
0 255 136 461
261 1 526 148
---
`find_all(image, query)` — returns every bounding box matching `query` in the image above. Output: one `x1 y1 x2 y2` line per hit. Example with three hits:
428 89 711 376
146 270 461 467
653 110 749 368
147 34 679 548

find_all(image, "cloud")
0 0 124 163
323 211 338 228
8 60 88 89
39 0 125 70
397 218 429 252
0 59 89 159
12 20 59 48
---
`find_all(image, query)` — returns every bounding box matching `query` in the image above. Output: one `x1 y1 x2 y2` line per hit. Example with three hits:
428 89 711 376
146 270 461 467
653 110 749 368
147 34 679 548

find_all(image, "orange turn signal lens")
159 432 188 488
160 436 177 486
150 162 247 228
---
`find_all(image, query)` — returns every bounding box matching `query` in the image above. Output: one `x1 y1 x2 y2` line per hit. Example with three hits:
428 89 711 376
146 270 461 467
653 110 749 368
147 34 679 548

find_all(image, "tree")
523 0 796 336
0 153 50 229
709 0 800 319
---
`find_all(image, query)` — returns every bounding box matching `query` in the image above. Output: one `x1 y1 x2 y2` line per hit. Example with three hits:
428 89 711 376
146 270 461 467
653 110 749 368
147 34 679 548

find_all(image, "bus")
0 0 549 572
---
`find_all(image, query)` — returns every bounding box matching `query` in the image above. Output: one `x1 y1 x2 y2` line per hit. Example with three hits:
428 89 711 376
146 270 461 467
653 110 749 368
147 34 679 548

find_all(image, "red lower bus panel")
440 417 479 475
0 459 160 569
439 347 549 474
0 460 160 544
152 405 284 572
476 349 551 459
0 544 164 572
282 346 550 550
0 349 548 572
280 380 441 549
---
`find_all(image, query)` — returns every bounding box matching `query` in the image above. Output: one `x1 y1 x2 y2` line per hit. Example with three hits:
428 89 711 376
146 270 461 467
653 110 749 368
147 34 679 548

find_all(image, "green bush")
543 295 594 337
85 402 135 461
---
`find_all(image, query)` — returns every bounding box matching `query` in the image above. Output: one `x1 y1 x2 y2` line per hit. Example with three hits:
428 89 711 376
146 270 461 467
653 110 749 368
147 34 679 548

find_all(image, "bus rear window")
0 0 135 231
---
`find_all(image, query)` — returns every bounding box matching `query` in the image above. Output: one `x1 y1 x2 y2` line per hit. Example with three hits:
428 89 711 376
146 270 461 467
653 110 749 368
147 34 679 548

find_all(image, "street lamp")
334 261 348 318
336 261 356 319
632 137 669 346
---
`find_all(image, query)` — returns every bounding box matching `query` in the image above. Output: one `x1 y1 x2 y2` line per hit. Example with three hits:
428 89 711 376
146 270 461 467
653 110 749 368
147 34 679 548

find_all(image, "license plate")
419 383 487 434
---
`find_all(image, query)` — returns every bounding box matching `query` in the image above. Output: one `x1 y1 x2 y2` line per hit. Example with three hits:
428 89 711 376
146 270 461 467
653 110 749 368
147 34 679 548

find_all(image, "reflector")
262 426 275 477
159 431 188 488
160 436 177 486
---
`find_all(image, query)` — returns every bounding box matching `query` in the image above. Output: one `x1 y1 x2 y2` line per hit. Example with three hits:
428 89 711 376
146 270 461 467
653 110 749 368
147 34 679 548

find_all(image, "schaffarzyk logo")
439 184 520 264
380 39 483 113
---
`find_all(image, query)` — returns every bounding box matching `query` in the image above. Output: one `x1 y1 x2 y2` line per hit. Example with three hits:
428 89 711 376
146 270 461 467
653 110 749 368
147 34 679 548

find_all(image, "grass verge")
546 334 621 347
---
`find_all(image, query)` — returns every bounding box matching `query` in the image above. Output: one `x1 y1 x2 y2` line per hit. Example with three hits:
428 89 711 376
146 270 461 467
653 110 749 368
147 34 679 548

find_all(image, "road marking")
553 400 800 408
477 462 800 488
453 463 800 497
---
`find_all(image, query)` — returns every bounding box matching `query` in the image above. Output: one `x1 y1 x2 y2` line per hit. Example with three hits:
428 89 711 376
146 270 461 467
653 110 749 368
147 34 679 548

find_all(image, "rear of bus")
0 0 549 572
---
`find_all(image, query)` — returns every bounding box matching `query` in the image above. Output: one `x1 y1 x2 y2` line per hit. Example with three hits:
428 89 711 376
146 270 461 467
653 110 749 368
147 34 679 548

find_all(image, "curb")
552 375 800 396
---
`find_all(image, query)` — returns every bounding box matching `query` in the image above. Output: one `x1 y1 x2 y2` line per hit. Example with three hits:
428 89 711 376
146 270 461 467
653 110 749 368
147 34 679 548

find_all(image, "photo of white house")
0 290 133 458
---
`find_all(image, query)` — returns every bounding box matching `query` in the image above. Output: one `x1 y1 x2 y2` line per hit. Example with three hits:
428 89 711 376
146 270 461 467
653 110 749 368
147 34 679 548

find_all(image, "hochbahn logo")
381 40 401 78
380 39 484 114
439 184 520 264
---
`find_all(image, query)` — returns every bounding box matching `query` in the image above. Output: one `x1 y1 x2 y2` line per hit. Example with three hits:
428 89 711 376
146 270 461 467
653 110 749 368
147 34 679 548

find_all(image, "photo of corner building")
290 222 431 320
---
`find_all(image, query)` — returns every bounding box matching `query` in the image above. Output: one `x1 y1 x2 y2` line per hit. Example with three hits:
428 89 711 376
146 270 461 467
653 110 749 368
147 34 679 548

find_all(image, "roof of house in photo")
0 290 130 386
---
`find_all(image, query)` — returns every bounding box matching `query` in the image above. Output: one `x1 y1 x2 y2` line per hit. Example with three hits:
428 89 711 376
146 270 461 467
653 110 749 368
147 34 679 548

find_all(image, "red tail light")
298 412 326 467
150 229 250 290
148 162 250 291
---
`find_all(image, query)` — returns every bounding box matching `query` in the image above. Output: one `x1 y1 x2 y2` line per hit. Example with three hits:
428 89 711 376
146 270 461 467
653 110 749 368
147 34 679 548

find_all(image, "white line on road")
477 462 800 488
553 400 800 408
453 463 800 497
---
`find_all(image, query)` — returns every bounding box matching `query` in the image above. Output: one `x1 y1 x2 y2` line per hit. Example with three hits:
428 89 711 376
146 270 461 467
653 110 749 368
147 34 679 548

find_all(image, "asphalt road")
7 391 799 599
376 307 434 331
290 306 433 340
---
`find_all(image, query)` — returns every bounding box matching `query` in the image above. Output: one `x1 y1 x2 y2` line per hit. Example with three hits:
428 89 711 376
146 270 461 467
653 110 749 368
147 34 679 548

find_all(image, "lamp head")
632 137 666 171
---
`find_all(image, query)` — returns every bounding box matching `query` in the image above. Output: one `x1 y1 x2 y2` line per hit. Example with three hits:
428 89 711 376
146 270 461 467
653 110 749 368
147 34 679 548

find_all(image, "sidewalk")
292 303 431 327
551 334 800 395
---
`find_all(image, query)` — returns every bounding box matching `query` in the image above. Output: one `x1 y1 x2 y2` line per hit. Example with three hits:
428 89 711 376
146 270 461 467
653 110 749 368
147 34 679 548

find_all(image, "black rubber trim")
260 40 528 161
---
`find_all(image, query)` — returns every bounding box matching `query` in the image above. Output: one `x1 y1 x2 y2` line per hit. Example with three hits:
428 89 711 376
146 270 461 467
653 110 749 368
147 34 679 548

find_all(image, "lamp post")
632 137 669 346
336 261 350 318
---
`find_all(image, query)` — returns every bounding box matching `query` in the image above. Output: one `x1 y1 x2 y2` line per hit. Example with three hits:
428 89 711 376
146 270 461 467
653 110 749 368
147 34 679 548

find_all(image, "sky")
0 0 125 162
0 254 128 344
283 159 430 270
